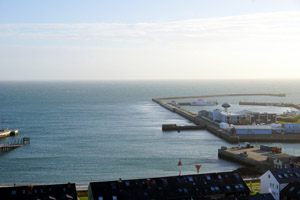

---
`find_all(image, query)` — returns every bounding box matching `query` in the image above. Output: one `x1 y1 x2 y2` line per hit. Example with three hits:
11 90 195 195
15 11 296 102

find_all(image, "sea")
0 80 300 184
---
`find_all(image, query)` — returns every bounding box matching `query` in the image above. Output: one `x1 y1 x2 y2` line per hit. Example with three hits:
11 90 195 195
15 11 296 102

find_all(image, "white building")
260 167 300 200
209 109 250 124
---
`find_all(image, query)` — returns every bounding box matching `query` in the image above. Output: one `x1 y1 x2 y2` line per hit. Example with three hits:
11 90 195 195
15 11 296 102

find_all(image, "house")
260 167 300 200
270 156 300 169
0 183 78 200
88 172 250 200
280 181 300 200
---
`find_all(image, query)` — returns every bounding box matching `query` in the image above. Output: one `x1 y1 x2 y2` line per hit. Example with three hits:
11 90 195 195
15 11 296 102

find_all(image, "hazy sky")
1 0 300 80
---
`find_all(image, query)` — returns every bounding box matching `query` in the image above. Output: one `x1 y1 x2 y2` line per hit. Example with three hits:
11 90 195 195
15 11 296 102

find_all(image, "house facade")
260 167 300 200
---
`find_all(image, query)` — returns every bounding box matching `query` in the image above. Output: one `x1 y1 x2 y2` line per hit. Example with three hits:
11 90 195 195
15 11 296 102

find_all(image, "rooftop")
89 172 250 200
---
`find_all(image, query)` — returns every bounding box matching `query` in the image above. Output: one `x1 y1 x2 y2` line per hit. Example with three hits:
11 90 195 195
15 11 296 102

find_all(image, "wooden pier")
0 137 30 152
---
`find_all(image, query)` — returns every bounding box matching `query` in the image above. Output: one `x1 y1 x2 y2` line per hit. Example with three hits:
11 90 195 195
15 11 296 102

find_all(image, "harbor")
153 93 300 143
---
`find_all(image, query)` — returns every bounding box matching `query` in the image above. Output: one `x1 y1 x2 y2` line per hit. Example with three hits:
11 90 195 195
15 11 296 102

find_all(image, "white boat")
190 98 218 106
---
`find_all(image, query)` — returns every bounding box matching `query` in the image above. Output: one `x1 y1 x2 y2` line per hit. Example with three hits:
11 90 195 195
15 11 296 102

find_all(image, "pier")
162 124 206 131
0 137 30 152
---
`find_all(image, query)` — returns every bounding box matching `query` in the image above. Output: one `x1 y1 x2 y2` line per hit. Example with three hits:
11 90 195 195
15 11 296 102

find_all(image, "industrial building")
232 125 272 135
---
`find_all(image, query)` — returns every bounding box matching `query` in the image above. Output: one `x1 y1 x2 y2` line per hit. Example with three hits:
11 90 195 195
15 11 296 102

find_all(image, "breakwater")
239 101 300 110
158 93 286 100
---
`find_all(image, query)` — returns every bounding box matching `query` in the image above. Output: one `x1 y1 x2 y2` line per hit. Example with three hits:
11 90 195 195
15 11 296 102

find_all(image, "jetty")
0 129 18 139
0 137 30 153
162 124 206 131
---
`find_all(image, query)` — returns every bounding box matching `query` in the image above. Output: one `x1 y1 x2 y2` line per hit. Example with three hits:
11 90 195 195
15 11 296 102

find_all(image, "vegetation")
277 115 300 124
246 182 261 195
79 197 88 200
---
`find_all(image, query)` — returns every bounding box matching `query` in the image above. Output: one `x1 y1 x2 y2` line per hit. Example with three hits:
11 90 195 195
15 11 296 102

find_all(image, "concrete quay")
218 146 298 173
162 124 206 131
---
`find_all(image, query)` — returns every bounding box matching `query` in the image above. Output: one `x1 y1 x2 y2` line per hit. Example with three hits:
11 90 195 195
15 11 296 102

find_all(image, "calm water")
0 80 300 184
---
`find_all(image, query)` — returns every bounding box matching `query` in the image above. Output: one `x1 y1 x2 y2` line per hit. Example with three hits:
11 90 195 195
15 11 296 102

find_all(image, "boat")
190 98 218 106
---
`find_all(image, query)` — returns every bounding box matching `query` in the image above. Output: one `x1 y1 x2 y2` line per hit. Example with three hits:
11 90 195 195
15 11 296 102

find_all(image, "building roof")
248 193 274 200
269 166 300 184
89 172 250 200
0 183 77 200
234 125 272 130
280 181 300 199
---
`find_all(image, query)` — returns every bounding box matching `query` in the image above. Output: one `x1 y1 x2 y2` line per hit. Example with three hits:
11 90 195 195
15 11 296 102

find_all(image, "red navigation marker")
195 164 201 174
177 159 182 176
177 159 182 166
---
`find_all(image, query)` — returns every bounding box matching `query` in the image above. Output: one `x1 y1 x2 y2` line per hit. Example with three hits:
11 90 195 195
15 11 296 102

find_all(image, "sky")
0 0 300 80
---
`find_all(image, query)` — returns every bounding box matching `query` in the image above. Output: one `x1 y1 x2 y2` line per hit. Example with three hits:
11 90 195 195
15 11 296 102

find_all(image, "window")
215 186 220 191
226 185 231 191
268 174 270 178
289 186 295 192
98 197 103 200
210 187 215 191
112 196 117 200
11 190 16 195
206 175 211 180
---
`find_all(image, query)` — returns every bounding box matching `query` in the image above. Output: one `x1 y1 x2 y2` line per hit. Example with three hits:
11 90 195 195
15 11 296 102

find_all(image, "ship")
190 98 218 106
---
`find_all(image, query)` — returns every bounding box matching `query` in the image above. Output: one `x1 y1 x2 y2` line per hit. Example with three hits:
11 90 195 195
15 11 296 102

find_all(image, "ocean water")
0 80 300 184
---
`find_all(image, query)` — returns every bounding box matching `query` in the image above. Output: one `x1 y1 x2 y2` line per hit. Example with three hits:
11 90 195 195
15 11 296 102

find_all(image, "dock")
218 145 298 173
0 137 30 152
162 124 206 131
0 129 19 139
